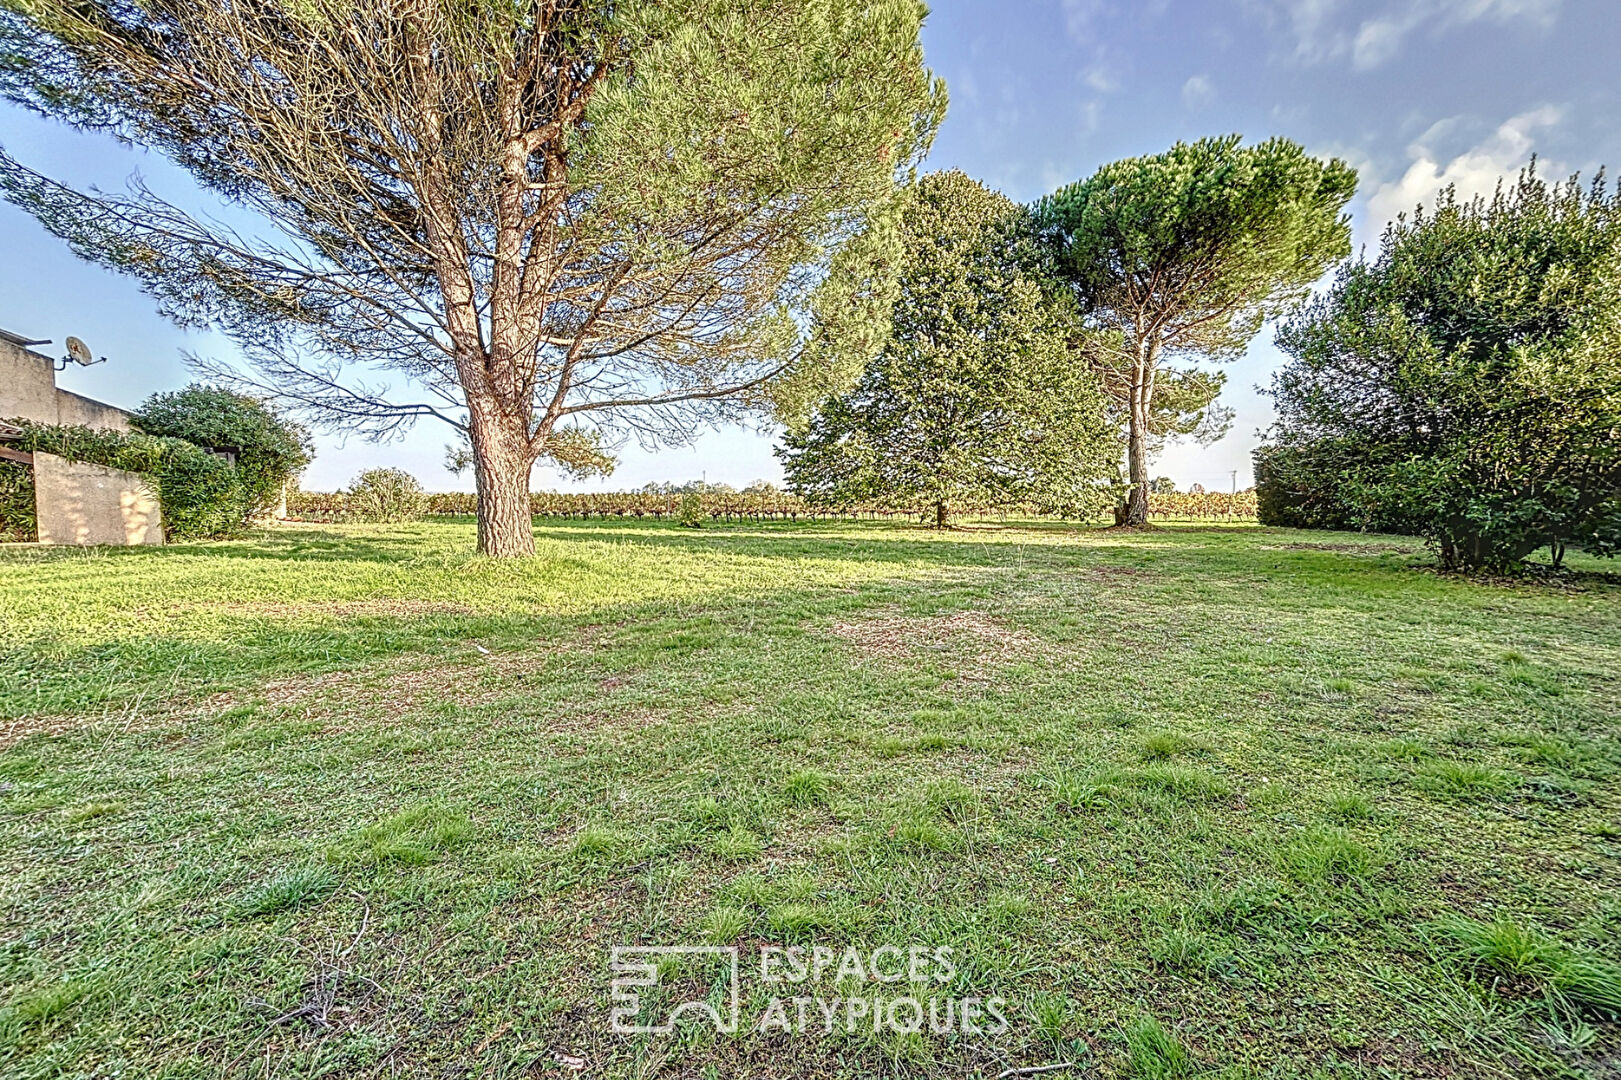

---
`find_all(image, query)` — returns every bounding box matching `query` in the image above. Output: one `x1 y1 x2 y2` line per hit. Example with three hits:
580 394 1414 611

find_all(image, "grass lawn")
0 519 1618 1078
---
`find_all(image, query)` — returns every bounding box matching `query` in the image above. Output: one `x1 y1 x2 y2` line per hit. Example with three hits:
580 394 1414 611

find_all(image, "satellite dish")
65 336 95 366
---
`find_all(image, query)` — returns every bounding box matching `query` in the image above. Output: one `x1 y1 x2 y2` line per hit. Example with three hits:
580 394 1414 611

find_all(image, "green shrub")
149 441 246 538
132 385 311 520
1254 440 1409 532
346 468 426 523
8 419 244 540
677 491 704 528
0 459 36 541
1267 169 1621 571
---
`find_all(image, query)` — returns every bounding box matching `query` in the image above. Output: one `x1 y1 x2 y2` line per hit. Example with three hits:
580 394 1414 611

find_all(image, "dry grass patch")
826 609 1048 669
1262 541 1419 556
207 599 479 619
214 650 545 716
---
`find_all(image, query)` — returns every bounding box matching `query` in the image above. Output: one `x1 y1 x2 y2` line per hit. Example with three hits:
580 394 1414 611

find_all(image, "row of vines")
287 489 1258 523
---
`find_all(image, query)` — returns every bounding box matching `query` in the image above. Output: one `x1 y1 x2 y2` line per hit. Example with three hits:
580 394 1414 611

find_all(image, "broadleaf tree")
1266 167 1621 572
777 171 1118 528
1035 136 1357 525
0 0 945 555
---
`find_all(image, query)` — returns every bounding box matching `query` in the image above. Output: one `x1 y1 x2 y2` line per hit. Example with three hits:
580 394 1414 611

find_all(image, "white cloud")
1061 0 1109 43
1078 99 1103 134
1366 105 1564 229
1083 64 1119 93
1181 75 1215 110
1242 0 1349 63
1251 0 1562 69
954 71 981 108
1351 15 1415 68
1038 160 1081 194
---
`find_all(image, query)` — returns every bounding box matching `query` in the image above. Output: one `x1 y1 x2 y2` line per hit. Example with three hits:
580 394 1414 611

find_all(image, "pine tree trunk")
469 414 535 558
1122 353 1152 526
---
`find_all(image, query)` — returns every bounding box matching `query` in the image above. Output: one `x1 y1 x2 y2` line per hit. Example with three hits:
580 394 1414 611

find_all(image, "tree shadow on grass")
526 517 1155 568
0 537 997 723
7 518 1614 725
0 527 440 568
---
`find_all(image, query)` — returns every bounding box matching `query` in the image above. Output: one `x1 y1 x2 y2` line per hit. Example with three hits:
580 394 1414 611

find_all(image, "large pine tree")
0 0 944 555
1035 137 1356 525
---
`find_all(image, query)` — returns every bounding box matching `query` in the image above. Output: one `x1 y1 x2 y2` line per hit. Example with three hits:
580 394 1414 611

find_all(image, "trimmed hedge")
3 420 245 541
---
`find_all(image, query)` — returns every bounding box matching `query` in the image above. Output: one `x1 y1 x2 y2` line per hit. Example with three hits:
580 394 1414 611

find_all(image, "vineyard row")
286 490 1260 522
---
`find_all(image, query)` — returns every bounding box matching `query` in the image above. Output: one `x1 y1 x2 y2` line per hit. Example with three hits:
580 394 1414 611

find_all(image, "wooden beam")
0 446 34 466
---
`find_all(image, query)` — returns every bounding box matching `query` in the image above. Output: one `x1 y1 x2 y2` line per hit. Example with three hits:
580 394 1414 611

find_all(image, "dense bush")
1254 442 1409 532
1254 444 1338 529
1267 169 1621 572
346 468 427 522
0 459 36 541
5 420 244 540
133 385 311 520
676 492 704 528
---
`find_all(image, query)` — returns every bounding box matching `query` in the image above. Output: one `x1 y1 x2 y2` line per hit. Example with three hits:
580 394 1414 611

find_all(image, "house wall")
32 451 163 546
1 333 152 546
0 336 61 426
55 389 133 431
0 336 132 431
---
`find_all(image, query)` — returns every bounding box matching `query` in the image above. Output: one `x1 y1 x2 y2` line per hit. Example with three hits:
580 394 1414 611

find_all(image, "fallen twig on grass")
997 1064 1080 1079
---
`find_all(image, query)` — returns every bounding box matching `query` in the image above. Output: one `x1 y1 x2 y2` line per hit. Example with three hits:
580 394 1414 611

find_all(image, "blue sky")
3 0 1618 493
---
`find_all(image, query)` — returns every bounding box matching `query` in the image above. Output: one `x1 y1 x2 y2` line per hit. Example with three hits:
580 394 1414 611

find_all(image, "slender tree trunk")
468 411 536 557
935 500 948 529
1122 347 1153 526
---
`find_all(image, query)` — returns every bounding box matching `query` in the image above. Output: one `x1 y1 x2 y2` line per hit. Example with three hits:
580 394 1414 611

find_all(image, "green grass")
1433 915 1621 1015
232 864 339 919
1123 1016 1192 1079
0 518 1618 1078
